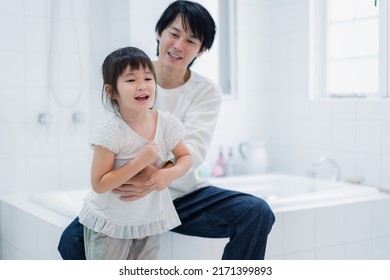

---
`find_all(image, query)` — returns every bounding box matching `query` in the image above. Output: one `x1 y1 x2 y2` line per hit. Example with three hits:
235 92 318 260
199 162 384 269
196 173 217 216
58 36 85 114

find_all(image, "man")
58 0 275 260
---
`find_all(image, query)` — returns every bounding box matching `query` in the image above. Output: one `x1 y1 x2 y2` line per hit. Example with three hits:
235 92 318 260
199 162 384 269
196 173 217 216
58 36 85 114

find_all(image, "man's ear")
196 47 206 58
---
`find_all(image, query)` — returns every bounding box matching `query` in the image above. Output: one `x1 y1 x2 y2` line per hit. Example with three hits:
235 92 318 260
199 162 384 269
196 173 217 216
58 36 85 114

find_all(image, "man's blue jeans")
58 186 275 260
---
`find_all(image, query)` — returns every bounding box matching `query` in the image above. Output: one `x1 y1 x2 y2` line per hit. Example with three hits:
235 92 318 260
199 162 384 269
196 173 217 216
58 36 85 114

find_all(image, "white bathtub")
209 174 383 211
2 173 390 260
29 173 381 217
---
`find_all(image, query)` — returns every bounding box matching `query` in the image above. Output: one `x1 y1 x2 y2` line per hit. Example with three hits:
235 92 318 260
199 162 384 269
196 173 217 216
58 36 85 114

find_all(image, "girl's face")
156 15 204 70
111 65 156 113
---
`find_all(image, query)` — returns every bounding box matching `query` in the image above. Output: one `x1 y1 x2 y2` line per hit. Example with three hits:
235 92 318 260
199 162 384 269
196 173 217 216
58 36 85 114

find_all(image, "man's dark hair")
155 0 216 67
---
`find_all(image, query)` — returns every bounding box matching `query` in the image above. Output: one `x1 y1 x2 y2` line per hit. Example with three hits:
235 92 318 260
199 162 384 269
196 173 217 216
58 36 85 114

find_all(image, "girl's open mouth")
135 94 149 101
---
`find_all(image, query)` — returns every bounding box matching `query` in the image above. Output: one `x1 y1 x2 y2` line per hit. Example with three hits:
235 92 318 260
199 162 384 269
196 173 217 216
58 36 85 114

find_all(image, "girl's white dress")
79 109 183 239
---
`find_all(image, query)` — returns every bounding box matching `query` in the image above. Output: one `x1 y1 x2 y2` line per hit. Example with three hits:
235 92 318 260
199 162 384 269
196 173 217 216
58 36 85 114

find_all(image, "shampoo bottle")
212 147 226 177
226 146 236 176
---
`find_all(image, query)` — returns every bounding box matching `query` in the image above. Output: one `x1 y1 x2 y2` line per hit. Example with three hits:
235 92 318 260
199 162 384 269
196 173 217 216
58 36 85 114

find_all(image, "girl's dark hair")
101 46 157 111
155 0 216 67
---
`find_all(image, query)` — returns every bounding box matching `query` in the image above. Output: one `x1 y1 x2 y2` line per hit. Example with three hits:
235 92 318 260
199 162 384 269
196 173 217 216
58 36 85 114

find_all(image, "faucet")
311 156 341 181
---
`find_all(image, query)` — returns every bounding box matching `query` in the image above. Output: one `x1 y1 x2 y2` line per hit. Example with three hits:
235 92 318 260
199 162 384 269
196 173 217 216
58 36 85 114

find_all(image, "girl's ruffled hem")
79 206 181 239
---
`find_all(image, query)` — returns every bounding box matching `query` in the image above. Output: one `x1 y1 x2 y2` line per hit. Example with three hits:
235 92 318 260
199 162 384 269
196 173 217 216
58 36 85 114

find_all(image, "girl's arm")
91 142 158 193
145 140 192 189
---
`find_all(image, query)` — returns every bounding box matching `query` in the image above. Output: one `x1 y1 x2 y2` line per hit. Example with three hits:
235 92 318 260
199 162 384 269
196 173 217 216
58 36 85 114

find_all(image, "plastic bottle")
226 146 236 176
212 147 226 177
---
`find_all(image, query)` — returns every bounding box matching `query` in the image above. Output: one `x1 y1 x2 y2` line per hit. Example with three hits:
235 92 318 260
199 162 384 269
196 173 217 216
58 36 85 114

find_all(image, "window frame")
309 0 390 100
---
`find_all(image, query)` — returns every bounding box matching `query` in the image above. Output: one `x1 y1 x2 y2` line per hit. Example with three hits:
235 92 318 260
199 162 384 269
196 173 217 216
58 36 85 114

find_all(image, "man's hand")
145 169 174 191
112 165 159 201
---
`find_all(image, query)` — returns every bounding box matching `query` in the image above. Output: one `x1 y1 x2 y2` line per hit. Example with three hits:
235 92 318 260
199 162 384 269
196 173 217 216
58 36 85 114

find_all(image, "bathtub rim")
0 192 73 228
212 174 385 212
10 173 386 218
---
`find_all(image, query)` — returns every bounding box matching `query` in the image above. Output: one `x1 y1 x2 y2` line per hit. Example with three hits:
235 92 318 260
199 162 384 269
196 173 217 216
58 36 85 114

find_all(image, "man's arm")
112 160 175 201
180 83 222 170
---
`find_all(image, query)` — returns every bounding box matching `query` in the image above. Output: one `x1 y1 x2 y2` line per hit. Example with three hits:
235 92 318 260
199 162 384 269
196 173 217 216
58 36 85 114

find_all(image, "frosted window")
329 0 378 21
328 58 378 95
311 0 387 99
328 19 378 59
327 0 379 97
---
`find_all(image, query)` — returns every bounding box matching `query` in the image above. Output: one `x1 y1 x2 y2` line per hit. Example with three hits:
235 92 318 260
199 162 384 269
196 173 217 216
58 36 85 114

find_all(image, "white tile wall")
315 205 344 248
0 200 65 259
355 154 381 187
316 245 345 260
381 156 390 188
0 0 123 194
372 199 390 238
345 240 372 260
372 236 390 259
344 202 372 243
283 209 315 254
242 0 390 194
1 0 390 260
265 197 390 260
266 212 284 257
2 187 390 260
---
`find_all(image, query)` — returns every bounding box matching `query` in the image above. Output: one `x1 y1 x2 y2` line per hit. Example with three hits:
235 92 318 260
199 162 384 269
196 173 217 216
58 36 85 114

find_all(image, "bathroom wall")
0 0 261 194
258 0 390 191
207 0 272 173
0 0 130 194
209 0 390 192
1 0 389 195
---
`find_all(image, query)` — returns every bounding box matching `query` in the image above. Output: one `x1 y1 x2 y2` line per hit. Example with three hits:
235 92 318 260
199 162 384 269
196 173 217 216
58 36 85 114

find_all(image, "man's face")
156 15 204 70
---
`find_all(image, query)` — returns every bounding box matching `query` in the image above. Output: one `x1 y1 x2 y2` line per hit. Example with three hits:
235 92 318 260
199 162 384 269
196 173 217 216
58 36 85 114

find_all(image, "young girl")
79 46 192 260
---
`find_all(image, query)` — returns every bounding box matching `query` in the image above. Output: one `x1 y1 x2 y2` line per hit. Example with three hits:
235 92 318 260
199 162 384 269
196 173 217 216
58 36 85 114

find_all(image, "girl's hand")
137 141 158 167
145 169 173 191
